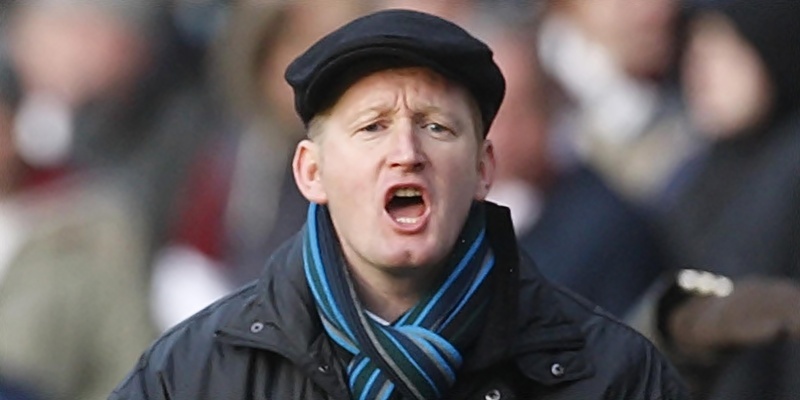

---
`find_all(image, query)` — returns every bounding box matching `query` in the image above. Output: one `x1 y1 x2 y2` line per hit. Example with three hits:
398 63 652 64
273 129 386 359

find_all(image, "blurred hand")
668 276 800 354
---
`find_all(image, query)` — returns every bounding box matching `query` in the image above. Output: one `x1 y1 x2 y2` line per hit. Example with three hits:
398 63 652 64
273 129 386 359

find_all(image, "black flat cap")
285 9 505 136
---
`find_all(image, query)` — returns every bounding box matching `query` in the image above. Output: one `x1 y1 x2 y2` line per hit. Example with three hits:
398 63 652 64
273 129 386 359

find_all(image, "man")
109 9 689 400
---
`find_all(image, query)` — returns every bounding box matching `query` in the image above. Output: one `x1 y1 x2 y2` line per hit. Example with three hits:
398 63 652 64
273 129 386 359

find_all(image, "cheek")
319 145 374 202
440 152 482 196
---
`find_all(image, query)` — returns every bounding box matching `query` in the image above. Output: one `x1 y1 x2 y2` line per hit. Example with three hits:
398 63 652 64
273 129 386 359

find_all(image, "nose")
387 120 426 171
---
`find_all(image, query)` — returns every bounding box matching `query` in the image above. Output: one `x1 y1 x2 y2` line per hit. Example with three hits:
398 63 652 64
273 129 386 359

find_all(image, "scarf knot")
303 202 495 400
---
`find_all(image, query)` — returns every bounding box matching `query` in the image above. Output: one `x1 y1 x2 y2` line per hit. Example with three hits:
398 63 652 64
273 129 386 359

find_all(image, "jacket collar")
466 203 594 386
214 229 352 398
216 202 594 391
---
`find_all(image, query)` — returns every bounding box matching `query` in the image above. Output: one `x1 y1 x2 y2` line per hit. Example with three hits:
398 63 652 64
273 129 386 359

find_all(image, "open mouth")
385 186 427 225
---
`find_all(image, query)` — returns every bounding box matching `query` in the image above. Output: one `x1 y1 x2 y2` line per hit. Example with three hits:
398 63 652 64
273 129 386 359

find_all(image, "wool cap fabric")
284 9 506 136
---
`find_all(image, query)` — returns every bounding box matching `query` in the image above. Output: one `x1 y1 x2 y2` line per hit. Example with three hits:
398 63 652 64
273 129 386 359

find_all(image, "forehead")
354 66 453 90
329 66 476 115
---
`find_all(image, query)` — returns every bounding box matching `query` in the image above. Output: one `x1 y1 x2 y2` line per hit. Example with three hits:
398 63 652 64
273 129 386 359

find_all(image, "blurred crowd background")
0 1 797 399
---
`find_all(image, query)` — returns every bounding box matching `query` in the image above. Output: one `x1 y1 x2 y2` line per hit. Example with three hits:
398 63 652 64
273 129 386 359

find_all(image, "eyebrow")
339 100 472 132
342 105 387 128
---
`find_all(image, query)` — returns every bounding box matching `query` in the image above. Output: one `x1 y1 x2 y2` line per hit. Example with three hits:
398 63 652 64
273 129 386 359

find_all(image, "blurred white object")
486 181 543 235
150 245 232 332
13 93 73 168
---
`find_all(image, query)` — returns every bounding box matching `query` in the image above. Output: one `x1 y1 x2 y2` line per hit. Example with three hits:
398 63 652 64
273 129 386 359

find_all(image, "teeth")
395 217 419 224
394 187 422 197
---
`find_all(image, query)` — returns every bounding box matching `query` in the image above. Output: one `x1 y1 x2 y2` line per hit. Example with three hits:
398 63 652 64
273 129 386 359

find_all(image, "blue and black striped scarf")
303 202 495 400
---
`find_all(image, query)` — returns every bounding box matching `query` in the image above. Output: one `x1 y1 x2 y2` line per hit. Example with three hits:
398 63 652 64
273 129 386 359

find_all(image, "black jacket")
110 204 688 399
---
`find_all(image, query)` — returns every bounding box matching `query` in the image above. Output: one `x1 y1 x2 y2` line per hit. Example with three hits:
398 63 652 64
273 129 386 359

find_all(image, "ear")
292 139 328 204
475 139 496 200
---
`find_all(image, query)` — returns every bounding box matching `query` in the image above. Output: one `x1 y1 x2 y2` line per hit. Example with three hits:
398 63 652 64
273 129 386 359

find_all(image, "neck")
346 260 444 323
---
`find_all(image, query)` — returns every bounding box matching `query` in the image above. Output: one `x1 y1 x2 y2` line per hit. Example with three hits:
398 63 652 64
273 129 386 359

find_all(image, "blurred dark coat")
659 111 800 400
519 165 664 317
654 1 800 397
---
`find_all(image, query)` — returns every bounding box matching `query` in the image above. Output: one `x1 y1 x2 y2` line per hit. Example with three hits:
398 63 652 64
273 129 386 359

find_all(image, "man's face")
293 67 494 274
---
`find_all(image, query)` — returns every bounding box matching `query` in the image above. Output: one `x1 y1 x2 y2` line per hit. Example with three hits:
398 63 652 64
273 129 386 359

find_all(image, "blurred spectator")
632 1 800 398
0 43 155 400
466 7 664 318
537 0 700 206
5 0 221 256
149 0 374 331
0 1 221 396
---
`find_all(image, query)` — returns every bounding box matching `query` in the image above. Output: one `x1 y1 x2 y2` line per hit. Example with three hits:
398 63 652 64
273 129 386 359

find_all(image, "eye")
360 122 385 133
423 122 454 136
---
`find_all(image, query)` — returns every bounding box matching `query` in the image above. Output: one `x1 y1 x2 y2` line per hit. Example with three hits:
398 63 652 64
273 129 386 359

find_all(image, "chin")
379 242 446 271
